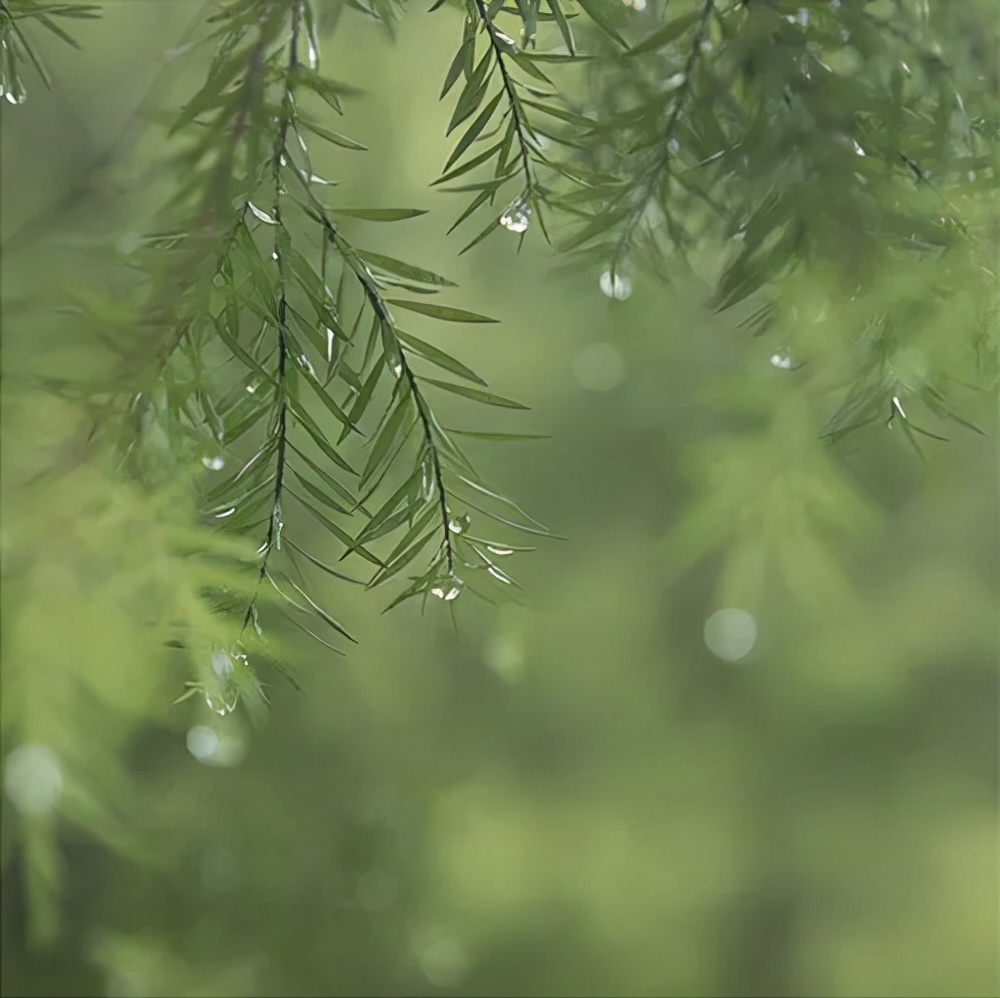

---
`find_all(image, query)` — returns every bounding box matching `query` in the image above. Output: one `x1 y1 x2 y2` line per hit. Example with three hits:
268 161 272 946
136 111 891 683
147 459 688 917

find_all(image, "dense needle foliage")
1 0 997 972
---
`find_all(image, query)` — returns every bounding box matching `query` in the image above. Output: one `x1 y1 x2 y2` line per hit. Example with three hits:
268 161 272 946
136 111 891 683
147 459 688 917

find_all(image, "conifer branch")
473 0 536 200
611 0 715 272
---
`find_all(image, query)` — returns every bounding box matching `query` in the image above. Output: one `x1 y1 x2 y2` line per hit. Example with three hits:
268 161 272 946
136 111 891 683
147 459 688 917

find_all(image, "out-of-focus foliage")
1 1 997 996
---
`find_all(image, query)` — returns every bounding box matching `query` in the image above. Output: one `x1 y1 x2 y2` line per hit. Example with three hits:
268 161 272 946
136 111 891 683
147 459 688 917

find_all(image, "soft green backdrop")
1 3 997 996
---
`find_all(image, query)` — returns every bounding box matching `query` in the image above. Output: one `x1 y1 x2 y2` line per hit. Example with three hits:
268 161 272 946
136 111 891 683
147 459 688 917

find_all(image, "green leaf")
629 10 702 56
358 251 457 287
421 378 528 409
446 429 550 441
395 329 487 385
328 208 428 221
361 394 414 486
300 119 368 151
441 40 471 99
544 0 575 55
386 300 498 324
444 90 504 172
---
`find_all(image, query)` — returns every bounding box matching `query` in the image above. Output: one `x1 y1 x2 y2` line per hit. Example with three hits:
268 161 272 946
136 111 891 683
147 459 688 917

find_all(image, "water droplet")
496 31 518 52
485 631 525 681
391 362 403 379
421 458 435 501
967 170 977 182
853 140 866 157
202 454 225 471
700 38 713 53
487 565 512 584
203 691 235 717
211 649 234 680
704 608 757 662
486 545 514 556
448 514 471 535
165 42 196 60
891 395 907 420
3 743 63 817
306 36 319 69
900 60 912 76
599 267 633 301
309 174 333 186
770 353 794 370
667 137 681 155
246 201 277 225
296 353 316 377
665 72 686 90
500 197 531 234
271 250 279 261
3 80 26 106
245 380 259 394
187 725 244 766
572 342 627 392
214 507 237 519
326 327 337 362
798 7 809 26
430 576 463 602
273 501 284 550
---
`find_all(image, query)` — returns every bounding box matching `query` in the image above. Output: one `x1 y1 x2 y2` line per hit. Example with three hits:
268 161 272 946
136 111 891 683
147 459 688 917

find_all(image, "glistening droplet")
704 608 757 662
448 514 471 535
3 743 63 817
430 576 463 602
247 202 277 225
500 197 531 234
202 455 225 471
599 268 633 301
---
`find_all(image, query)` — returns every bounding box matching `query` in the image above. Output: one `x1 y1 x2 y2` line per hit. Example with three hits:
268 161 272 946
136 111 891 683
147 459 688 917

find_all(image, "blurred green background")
1 3 997 996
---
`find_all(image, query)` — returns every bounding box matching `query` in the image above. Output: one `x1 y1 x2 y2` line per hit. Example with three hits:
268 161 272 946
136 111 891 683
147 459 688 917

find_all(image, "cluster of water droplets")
500 197 531 234
1 78 26 106
430 575 464 602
